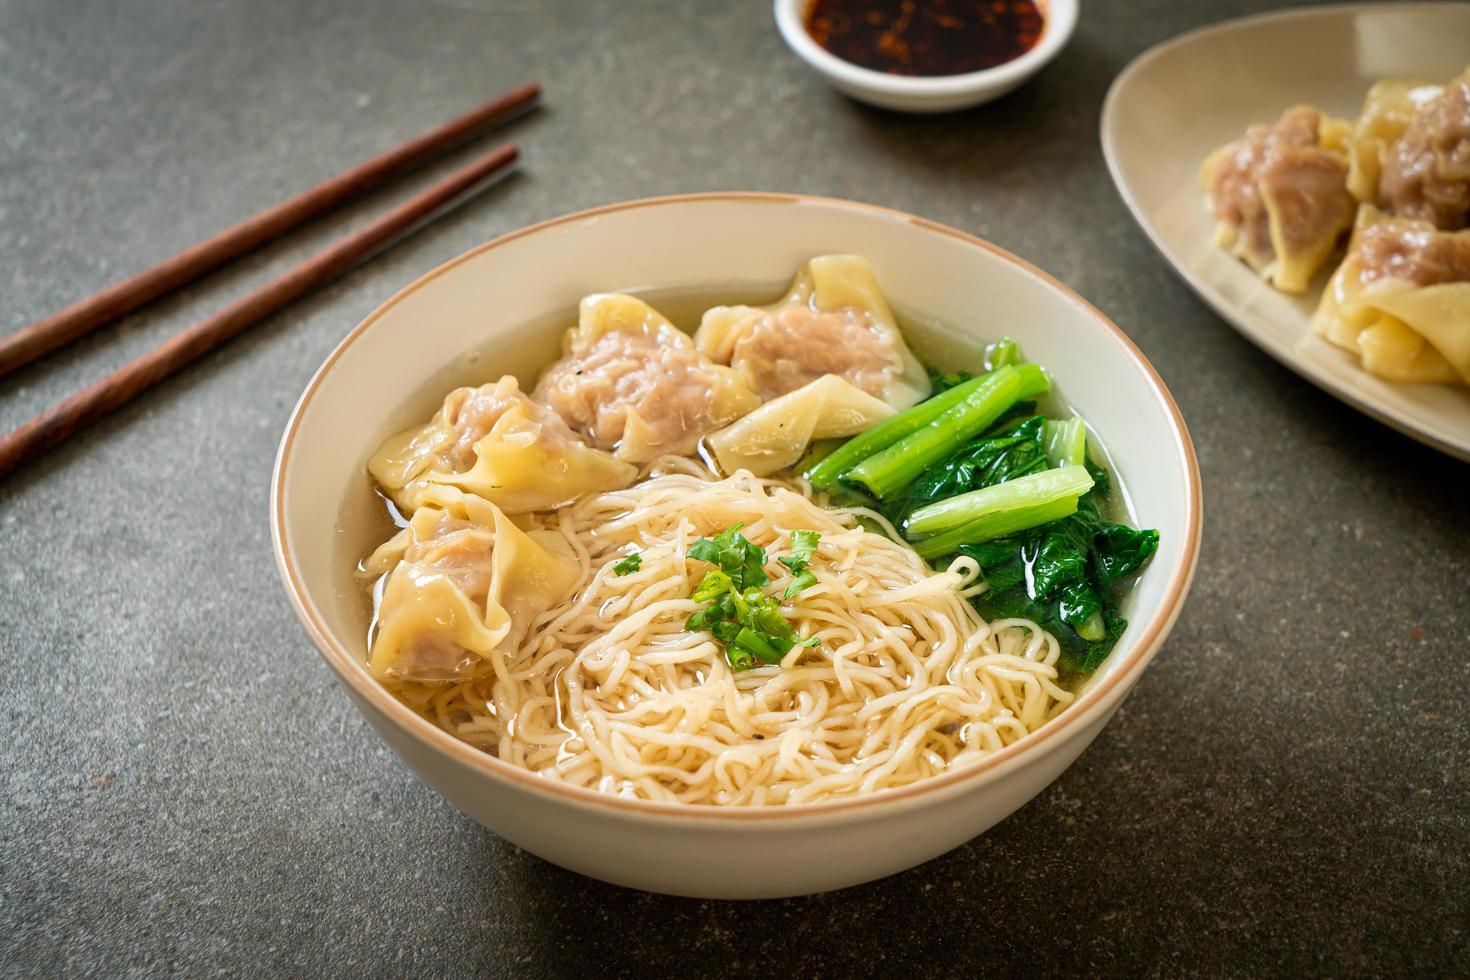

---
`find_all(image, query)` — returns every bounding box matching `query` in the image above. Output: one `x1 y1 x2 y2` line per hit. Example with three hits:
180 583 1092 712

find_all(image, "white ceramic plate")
1101 3 1470 461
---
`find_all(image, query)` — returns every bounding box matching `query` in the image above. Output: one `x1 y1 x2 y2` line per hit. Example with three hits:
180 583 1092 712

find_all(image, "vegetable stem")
905 464 1095 537
847 364 1053 500
1076 610 1107 642
1010 362 1051 400
1043 417 1087 469
912 495 1081 559
985 337 1023 370
806 375 988 489
804 362 1048 490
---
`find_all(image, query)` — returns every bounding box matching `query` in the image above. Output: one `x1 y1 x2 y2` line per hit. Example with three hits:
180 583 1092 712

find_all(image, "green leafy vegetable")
611 553 642 576
984 337 1024 370
804 363 1047 491
828 340 1157 675
954 489 1159 673
1043 416 1087 469
904 465 1094 539
912 495 1080 560
685 527 823 670
796 438 843 475
806 373 996 490
1093 522 1161 584
847 365 1046 499
926 365 974 395
1056 581 1102 628
1026 520 1093 595
880 416 1050 529
985 399 1040 435
921 338 1022 395
803 335 1158 676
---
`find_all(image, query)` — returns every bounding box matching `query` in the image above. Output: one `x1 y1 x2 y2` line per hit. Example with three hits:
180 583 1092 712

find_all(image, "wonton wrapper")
1199 105 1355 293
365 489 580 682
369 375 636 515
1312 208 1470 384
705 374 896 476
533 293 759 463
1348 69 1470 229
1345 77 1447 203
694 255 930 409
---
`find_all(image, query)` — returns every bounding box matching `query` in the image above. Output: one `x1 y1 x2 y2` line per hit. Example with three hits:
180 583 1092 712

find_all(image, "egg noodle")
382 456 1074 806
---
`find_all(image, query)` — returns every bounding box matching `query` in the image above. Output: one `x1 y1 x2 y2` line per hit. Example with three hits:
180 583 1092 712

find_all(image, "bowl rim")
271 191 1202 823
772 0 1077 99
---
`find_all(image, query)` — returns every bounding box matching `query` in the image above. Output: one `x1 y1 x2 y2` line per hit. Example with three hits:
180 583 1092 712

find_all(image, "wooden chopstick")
0 142 519 481
0 82 540 379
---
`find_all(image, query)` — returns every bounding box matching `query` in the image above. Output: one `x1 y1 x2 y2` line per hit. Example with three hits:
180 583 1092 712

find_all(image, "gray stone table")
3 0 1466 975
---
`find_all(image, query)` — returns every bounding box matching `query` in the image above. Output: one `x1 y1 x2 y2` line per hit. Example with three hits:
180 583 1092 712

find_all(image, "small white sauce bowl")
774 0 1077 113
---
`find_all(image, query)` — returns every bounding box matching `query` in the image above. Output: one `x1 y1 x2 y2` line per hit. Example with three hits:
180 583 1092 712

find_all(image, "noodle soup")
355 255 1158 807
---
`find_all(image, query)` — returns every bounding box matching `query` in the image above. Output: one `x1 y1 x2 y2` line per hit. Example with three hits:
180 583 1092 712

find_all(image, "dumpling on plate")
362 489 580 682
1200 105 1356 293
1344 76 1451 205
705 374 895 477
533 293 759 463
1374 71 1470 230
1312 205 1470 384
694 254 931 409
369 375 636 515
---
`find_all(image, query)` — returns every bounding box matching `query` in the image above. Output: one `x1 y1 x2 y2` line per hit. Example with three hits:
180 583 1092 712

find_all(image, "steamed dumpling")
705 374 896 477
694 255 930 409
1312 206 1470 384
1345 77 1450 204
369 375 636 515
1200 105 1356 292
363 489 580 682
1375 72 1470 230
533 294 759 463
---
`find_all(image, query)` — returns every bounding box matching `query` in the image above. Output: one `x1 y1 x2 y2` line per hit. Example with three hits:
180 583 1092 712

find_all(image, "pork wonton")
1312 206 1470 384
369 375 636 515
1373 71 1470 230
363 489 580 682
1345 77 1449 205
1200 105 1356 292
694 255 931 409
533 293 759 463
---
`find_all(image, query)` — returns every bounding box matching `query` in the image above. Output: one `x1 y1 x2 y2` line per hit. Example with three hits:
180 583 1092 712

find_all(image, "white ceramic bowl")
271 193 1201 899
773 0 1077 113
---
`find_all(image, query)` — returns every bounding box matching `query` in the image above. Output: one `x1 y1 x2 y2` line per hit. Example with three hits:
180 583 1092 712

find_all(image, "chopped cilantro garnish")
779 529 820 573
782 568 818 600
685 527 823 670
687 523 769 590
611 553 642 575
778 529 822 599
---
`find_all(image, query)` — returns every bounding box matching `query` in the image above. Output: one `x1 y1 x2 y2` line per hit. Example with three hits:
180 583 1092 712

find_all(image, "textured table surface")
3 0 1466 975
